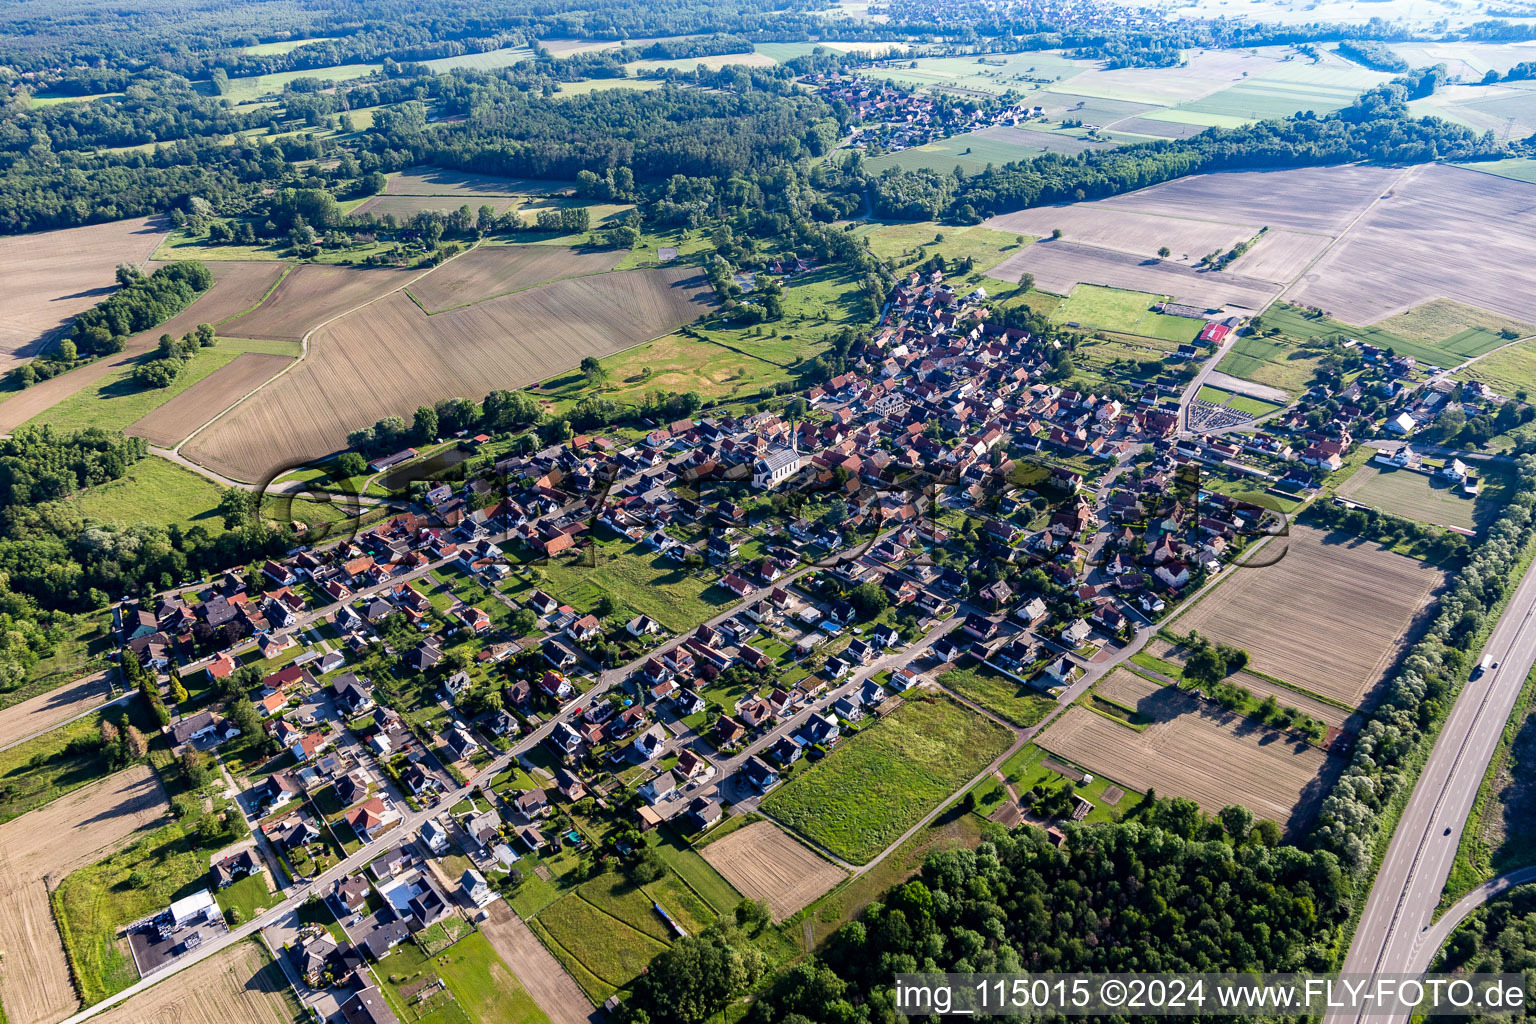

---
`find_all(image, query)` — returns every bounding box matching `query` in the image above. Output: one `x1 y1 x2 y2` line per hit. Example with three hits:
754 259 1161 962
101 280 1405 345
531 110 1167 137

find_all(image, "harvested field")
387 167 571 196
477 901 594 1024
0 669 115 751
1039 680 1335 830
350 194 518 221
1288 163 1536 324
89 938 302 1024
1055 48 1282 105
1101 165 1397 233
185 267 713 480
1225 228 1333 284
1336 464 1484 532
1172 524 1443 707
1142 639 1355 732
992 240 1278 313
1112 116 1210 138
218 264 417 343
984 207 1256 263
408 244 622 312
0 216 166 368
970 124 1119 155
0 260 289 433
0 766 168 1024
700 820 846 921
127 352 293 446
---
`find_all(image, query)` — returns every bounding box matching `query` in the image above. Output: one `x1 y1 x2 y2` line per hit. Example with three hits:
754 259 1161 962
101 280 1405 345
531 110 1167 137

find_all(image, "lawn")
760 694 1013 864
24 337 299 434
1197 386 1285 417
0 698 157 823
650 826 744 916
537 537 735 633
1055 285 1201 344
423 931 550 1024
53 817 218 1003
936 658 1056 728
72 454 229 534
215 871 275 925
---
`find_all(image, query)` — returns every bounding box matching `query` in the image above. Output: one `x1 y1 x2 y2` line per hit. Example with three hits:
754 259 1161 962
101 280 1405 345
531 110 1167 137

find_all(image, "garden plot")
1287 163 1536 325
0 767 167 1024
0 216 166 368
127 352 294 446
1039 677 1336 831
1172 524 1443 707
185 267 713 481
992 241 1278 313
0 259 288 433
700 820 846 921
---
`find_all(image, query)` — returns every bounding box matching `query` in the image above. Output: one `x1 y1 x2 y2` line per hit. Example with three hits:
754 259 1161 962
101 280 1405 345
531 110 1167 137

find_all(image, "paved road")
1329 555 1536 1024
1413 865 1536 973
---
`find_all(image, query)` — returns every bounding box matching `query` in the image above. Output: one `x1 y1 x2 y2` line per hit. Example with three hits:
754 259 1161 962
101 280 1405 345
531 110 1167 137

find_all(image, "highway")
1329 554 1536 1024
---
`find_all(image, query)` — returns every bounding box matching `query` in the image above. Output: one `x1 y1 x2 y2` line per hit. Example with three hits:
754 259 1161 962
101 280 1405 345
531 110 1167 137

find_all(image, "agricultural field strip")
1038 674 1332 828
406 245 624 313
1170 525 1443 707
0 767 168 1024
182 263 713 480
699 820 846 922
127 352 295 447
86 940 299 1024
0 260 292 434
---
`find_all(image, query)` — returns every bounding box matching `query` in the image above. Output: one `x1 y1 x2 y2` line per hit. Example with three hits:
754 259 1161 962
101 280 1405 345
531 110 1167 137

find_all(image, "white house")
461 868 497 908
752 446 804 490
1386 411 1417 435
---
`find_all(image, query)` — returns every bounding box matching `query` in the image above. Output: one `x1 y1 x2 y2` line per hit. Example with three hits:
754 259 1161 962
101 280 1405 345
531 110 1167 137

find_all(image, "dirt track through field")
0 261 288 433
477 900 596 1024
0 669 116 751
89 937 301 1024
127 353 294 446
1173 524 1442 707
0 217 167 369
184 266 714 481
701 821 845 922
0 766 168 1024
1040 678 1335 830
407 245 622 312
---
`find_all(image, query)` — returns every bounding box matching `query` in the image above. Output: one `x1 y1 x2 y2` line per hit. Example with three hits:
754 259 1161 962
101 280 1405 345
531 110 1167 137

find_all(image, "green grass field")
937 659 1056 728
1335 464 1488 531
72 455 229 534
649 827 744 915
538 535 735 633
533 890 668 1002
863 131 1054 176
761 694 1013 864
1463 157 1536 185
1458 336 1536 397
23 337 298 434
242 36 342 56
856 221 1029 277
219 63 381 103
421 46 537 73
1 610 112 711
54 817 217 1003
1056 285 1202 344
1197 386 1285 417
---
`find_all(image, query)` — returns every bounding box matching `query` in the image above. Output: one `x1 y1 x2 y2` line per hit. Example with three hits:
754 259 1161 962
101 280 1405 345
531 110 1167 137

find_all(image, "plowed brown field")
1173 525 1442 707
0 767 168 1024
184 266 713 481
408 245 622 312
1041 674 1336 830
0 260 289 433
217 264 416 342
701 820 845 921
127 352 294 446
0 217 167 369
89 938 302 1024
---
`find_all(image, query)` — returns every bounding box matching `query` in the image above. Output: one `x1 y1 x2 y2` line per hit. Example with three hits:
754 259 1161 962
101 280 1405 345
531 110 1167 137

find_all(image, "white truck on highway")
1473 654 1495 679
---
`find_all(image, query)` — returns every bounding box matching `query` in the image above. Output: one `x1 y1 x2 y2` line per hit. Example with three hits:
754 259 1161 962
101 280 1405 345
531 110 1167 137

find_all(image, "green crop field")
219 63 381 103
864 132 1052 176
242 36 341 56
760 693 1012 864
1463 157 1536 185
1056 285 1202 344
1177 79 1362 120
937 659 1057 728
